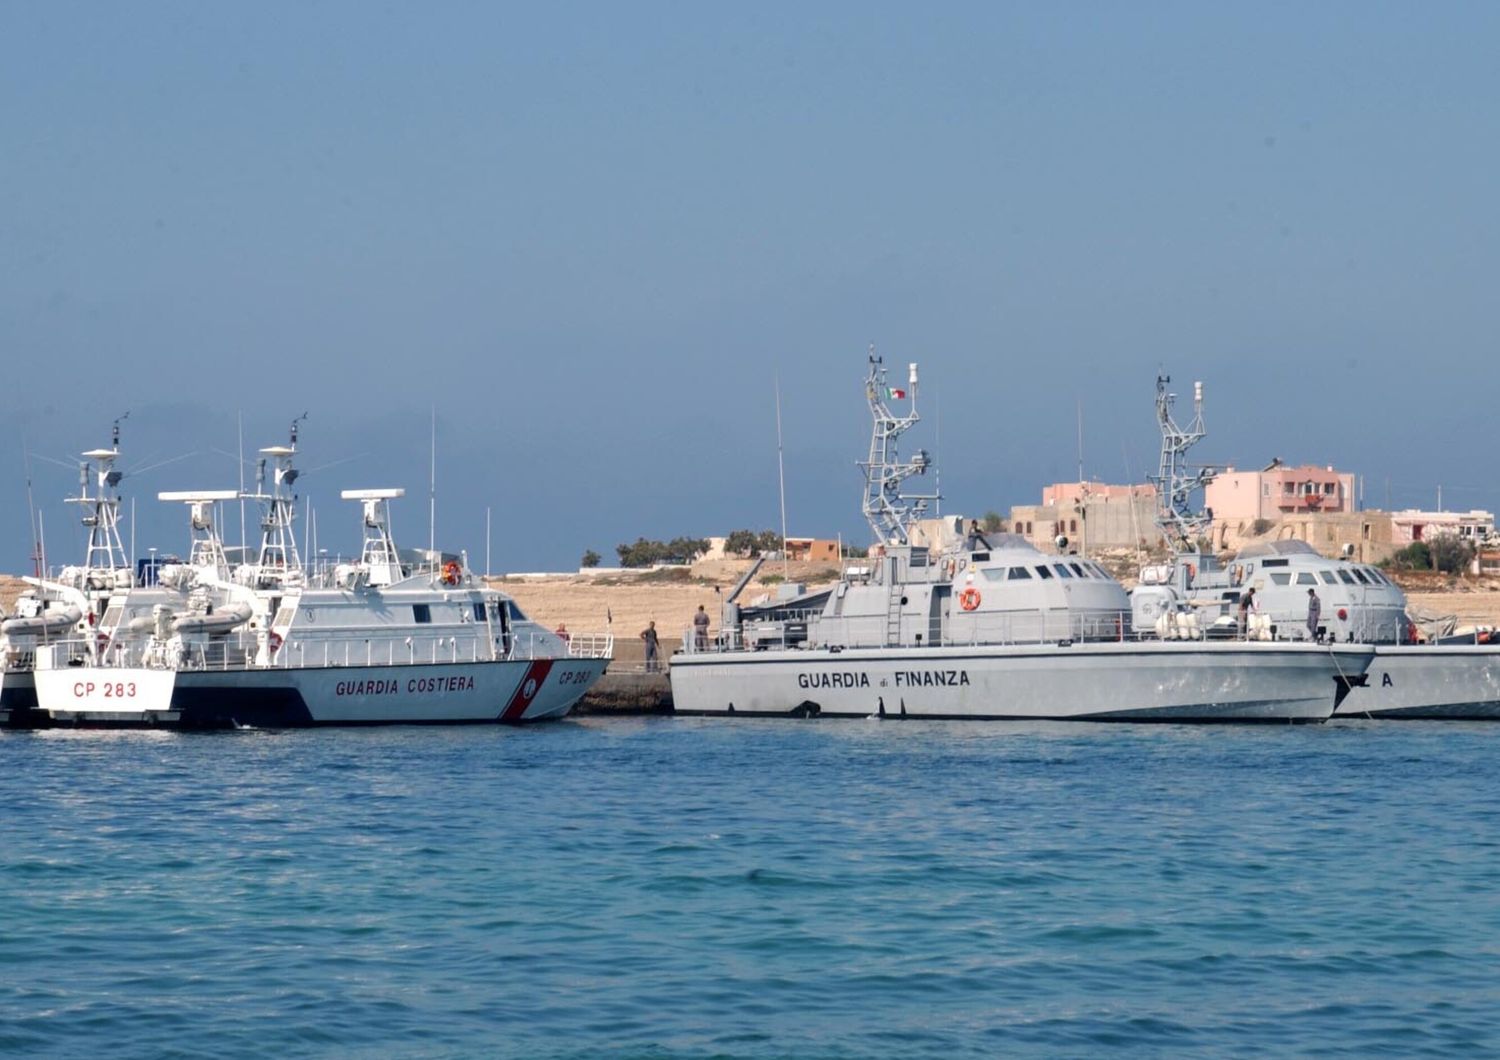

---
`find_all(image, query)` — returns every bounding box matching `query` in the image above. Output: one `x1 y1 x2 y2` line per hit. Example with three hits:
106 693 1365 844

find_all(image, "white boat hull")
670 642 1372 722
1334 645 1500 719
34 656 608 728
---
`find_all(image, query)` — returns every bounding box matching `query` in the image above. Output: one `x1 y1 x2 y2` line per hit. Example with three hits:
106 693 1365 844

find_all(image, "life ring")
442 561 462 586
268 631 283 656
959 587 981 611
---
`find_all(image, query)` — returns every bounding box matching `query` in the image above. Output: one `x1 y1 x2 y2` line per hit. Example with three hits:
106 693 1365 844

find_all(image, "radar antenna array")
858 349 938 546
1149 375 1222 550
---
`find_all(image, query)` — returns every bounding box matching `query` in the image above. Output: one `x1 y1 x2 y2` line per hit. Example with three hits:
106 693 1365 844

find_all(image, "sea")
3 717 1499 1058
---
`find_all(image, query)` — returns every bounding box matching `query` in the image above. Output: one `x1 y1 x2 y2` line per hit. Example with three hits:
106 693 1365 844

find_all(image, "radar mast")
68 415 133 583
858 350 936 546
1149 375 1220 551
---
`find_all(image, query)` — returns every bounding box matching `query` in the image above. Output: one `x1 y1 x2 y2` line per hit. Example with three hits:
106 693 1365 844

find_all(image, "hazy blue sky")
3 2 1497 571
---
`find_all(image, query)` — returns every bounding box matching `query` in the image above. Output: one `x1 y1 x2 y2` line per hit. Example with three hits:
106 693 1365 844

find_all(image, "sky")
3 2 1498 572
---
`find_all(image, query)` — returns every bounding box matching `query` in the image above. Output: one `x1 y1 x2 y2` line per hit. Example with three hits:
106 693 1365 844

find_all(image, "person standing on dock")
1306 588 1322 642
641 620 660 672
693 605 711 650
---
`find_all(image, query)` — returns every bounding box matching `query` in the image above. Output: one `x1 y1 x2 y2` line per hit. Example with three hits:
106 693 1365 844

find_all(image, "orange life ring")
268 632 283 656
959 587 981 611
442 561 462 586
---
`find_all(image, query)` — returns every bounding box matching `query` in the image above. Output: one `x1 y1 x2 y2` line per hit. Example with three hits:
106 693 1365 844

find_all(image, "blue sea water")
3 717 1500 1058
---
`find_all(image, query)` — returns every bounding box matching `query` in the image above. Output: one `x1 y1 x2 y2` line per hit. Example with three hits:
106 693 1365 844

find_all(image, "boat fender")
959 587 981 611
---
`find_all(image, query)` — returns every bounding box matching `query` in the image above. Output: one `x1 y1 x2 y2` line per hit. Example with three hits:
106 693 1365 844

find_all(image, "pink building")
1204 462 1356 523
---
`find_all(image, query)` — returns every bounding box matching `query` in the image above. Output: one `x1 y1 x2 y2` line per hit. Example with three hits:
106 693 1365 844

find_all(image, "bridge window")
413 604 432 623
1337 570 1356 585
1007 567 1032 581
473 603 487 622
1295 573 1318 586
1269 572 1291 585
1052 564 1073 578
1318 571 1337 585
1034 566 1054 579
1069 563 1087 578
1351 569 1371 584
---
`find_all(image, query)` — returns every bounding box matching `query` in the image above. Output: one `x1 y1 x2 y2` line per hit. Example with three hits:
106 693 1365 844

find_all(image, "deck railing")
34 629 613 673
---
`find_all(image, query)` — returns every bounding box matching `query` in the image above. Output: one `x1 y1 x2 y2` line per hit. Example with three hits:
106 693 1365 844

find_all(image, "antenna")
775 373 789 579
21 438 40 578
237 411 247 557
429 405 436 558
934 393 941 517
1076 398 1085 484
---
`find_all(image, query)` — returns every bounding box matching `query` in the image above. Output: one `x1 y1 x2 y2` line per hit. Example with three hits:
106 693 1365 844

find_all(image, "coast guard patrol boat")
1134 375 1500 719
33 426 611 728
669 357 1371 722
1 420 158 728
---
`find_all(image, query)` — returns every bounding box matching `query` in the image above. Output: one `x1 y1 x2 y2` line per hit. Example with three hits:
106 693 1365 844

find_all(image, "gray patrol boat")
1134 375 1500 718
668 356 1371 722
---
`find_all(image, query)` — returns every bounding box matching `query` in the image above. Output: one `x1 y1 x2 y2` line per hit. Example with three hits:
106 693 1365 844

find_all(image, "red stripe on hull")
500 659 555 722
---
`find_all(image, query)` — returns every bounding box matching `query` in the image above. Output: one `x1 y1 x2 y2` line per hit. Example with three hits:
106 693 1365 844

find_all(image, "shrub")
1250 518 1275 536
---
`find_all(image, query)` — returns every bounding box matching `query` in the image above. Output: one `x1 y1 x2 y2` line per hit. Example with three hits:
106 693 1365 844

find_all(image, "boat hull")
1334 645 1500 719
670 642 1372 723
34 657 608 729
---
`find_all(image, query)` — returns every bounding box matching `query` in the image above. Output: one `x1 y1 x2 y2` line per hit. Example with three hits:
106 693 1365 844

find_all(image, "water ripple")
4 719 1500 1056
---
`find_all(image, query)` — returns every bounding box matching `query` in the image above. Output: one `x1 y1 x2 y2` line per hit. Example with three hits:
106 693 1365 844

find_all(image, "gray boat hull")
671 642 1372 722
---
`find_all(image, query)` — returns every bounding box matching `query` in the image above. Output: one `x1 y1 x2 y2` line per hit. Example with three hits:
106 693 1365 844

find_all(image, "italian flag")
887 387 907 399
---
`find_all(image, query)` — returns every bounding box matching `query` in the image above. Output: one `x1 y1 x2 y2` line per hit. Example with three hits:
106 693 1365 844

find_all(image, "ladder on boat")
884 575 903 646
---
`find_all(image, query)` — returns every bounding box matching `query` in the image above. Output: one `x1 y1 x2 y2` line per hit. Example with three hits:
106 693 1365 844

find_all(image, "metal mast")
247 415 306 575
1149 375 1219 550
68 416 133 583
858 351 936 546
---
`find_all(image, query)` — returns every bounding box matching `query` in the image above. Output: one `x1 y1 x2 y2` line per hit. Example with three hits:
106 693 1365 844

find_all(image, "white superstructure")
34 425 610 728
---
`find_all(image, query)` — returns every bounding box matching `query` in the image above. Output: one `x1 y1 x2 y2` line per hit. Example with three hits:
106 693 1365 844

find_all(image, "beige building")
1211 510 1396 565
1390 510 1495 545
1011 481 1160 554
